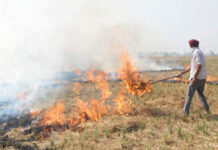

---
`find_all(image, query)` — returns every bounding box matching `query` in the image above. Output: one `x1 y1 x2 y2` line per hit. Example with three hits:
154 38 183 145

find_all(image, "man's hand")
191 77 197 85
176 72 184 78
193 64 202 84
176 67 191 78
176 73 183 78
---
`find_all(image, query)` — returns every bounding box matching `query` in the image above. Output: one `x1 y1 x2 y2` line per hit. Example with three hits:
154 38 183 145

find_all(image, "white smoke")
0 0 172 120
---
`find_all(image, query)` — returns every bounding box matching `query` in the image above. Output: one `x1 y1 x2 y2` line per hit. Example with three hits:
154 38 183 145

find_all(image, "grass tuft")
177 127 182 138
168 124 173 135
93 129 99 142
202 121 208 135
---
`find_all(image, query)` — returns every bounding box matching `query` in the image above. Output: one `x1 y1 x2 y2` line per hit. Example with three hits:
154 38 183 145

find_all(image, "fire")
113 90 133 115
95 71 112 100
76 98 109 122
118 51 152 96
31 50 152 137
30 110 41 118
72 66 82 76
41 101 66 126
207 75 217 82
74 69 112 122
84 69 96 81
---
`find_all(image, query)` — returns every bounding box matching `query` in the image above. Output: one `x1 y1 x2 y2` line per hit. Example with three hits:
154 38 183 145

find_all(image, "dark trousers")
183 79 209 115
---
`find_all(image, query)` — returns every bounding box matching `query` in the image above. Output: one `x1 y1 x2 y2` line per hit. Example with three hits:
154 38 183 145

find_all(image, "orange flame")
72 66 82 76
113 90 133 115
30 110 41 118
118 51 152 96
95 71 112 100
84 69 96 81
207 75 217 82
41 101 66 126
76 98 109 122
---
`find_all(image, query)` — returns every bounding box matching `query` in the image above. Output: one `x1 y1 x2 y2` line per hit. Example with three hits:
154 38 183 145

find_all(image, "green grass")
177 127 182 138
168 124 173 134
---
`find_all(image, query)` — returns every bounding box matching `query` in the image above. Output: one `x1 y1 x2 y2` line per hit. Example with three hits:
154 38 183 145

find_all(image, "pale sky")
0 0 217 80
1 0 218 52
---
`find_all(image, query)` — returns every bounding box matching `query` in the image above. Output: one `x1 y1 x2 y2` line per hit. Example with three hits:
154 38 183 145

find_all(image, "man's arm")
177 66 191 78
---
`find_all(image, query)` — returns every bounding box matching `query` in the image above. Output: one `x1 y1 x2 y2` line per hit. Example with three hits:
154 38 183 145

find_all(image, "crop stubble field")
0 56 218 150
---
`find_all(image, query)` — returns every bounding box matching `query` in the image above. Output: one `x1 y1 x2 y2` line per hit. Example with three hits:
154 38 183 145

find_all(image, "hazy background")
0 0 218 81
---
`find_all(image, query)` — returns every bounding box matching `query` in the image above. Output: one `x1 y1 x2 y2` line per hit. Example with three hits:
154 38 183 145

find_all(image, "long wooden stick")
150 75 178 84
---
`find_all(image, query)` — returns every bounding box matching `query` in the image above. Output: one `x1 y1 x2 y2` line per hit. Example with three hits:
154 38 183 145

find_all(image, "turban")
189 39 199 47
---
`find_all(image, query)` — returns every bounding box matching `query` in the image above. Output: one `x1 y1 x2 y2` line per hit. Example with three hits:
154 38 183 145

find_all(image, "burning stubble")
30 51 152 138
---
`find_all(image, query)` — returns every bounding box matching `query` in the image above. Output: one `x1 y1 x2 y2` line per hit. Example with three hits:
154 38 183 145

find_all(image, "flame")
72 66 82 76
207 75 217 82
84 69 96 81
40 101 66 126
113 90 133 115
74 70 111 122
95 71 112 100
76 98 109 122
30 110 41 118
118 51 152 96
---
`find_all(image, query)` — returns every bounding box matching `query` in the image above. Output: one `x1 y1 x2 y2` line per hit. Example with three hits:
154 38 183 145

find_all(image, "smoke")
0 0 172 121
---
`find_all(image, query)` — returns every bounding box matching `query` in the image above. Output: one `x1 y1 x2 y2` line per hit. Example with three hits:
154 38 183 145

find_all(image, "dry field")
0 56 218 150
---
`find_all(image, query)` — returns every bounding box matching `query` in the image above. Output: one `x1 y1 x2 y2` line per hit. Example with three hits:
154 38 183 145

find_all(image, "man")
177 39 209 115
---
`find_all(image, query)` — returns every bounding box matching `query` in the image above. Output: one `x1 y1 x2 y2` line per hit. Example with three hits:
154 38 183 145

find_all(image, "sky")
0 0 218 80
